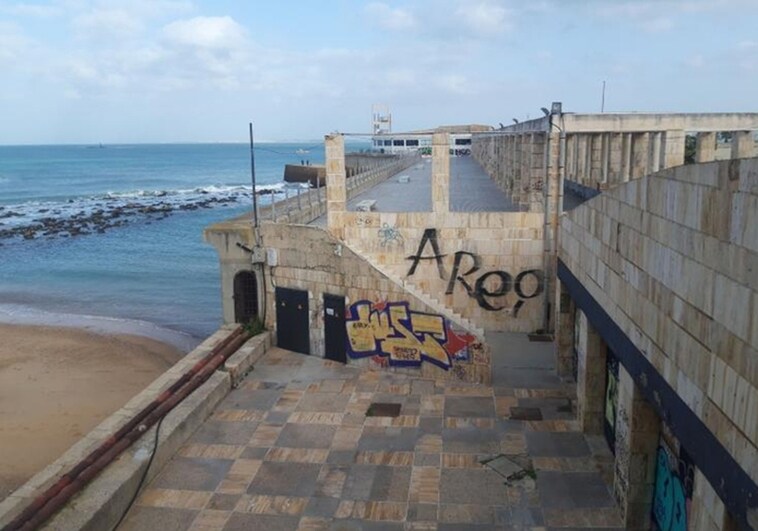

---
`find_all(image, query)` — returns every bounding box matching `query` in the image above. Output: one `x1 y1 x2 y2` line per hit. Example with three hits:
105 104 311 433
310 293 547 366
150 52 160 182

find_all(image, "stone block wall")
559 157 758 527
340 210 545 333
255 223 491 384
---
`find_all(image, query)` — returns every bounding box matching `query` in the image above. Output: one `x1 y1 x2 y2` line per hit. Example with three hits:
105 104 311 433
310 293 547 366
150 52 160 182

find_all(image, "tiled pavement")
120 345 624 530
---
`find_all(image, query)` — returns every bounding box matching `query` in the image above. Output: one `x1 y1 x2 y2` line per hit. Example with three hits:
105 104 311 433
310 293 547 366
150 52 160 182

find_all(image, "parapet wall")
339 210 545 333
257 223 492 384
559 157 758 528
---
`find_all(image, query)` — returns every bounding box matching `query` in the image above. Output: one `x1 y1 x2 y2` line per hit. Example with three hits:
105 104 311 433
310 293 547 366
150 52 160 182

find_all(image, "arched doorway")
233 271 258 324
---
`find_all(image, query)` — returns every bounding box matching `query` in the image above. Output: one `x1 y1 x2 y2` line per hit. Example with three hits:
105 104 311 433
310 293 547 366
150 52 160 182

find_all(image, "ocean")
0 142 334 350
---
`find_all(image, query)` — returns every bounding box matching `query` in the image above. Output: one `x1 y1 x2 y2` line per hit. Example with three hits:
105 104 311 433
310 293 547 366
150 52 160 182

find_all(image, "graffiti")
604 354 619 453
345 299 475 370
406 228 544 313
652 443 694 531
377 223 404 247
356 215 378 227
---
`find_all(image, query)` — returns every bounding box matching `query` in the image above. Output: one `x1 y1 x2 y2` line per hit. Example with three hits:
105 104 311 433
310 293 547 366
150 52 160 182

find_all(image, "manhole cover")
509 407 543 421
366 402 402 417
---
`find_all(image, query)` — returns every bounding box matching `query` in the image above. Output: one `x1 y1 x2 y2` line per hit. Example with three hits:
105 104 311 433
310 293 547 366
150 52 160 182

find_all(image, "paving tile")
221 389 282 411
119 506 197 531
234 494 309 516
441 427 501 454
246 462 322 497
296 516 332 530
189 420 260 445
326 450 357 465
207 493 241 511
537 471 615 509
138 489 212 510
525 432 590 458
357 427 421 452
407 503 438 521
443 397 495 418
239 446 269 459
439 469 508 505
342 465 378 501
276 423 337 449
409 467 440 504
438 503 495 524
414 452 441 467
189 509 232 530
368 465 411 501
151 457 234 492
304 496 341 517
314 464 348 498
296 393 351 413
222 512 300 531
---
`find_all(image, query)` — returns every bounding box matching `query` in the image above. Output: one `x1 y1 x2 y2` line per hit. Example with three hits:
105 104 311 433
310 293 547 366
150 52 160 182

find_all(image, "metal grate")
366 402 402 417
509 407 543 421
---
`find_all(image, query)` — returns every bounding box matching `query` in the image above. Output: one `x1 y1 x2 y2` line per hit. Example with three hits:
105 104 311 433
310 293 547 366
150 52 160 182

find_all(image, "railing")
257 152 421 224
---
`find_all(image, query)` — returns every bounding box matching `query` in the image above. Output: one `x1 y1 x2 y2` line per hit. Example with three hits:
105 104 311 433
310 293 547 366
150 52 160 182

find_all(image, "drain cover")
509 407 543 421
366 403 402 417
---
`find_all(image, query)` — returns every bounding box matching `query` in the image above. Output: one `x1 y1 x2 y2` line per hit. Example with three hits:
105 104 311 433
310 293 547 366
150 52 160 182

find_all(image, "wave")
0 303 200 352
0 181 306 241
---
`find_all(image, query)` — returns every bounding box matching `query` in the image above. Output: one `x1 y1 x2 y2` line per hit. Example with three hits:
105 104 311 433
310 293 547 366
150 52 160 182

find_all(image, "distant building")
371 124 494 154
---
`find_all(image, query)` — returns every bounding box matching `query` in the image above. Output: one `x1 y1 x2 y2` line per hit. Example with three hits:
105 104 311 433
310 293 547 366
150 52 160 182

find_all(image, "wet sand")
0 324 183 499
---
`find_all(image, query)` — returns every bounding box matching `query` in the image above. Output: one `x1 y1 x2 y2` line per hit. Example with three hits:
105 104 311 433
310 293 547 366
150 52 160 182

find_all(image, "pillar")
621 133 633 182
513 134 522 205
325 133 346 239
731 130 755 159
608 133 623 185
651 132 662 173
662 130 686 168
576 134 589 187
695 131 716 163
432 132 449 213
529 133 546 213
613 364 661 530
631 132 650 179
554 281 575 379
588 134 601 185
575 310 606 433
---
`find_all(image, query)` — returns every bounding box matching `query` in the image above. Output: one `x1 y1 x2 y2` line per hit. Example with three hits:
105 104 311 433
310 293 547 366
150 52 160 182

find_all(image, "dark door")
275 287 310 355
323 294 346 363
233 271 258 324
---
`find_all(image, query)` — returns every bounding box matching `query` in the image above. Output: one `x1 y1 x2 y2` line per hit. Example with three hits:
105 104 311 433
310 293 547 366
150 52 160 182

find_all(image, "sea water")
0 142 331 350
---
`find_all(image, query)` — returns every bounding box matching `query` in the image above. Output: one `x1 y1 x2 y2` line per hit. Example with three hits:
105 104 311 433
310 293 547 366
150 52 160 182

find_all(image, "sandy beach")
0 324 183 499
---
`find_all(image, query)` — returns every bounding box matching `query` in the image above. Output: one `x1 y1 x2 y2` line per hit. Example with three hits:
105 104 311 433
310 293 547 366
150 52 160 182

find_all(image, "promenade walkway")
120 335 623 530
310 156 520 228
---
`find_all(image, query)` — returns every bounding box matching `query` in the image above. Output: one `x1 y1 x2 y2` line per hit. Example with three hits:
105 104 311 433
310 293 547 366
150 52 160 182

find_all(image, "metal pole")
249 123 259 229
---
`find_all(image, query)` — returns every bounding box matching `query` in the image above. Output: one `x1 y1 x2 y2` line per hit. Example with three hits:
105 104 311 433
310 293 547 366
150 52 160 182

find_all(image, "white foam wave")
0 303 200 352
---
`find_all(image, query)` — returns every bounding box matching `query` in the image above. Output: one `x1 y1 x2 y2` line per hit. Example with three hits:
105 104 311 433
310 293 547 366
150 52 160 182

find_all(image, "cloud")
73 8 145 39
1 3 64 18
365 2 416 31
641 17 674 32
0 22 30 63
456 1 511 36
162 16 248 50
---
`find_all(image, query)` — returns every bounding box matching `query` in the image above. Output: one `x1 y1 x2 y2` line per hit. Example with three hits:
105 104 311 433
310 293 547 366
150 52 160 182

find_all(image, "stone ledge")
0 326 242 530
222 332 272 387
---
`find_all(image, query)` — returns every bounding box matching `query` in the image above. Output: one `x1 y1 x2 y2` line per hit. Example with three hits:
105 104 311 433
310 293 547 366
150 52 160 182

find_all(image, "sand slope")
0 324 182 499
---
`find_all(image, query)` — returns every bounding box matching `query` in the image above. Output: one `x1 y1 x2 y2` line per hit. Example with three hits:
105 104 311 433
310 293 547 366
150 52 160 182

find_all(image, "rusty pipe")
5 327 248 531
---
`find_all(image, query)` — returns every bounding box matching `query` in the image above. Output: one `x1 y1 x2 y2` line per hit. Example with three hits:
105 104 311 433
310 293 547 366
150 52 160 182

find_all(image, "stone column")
608 133 623 185
576 310 606 433
662 130 686 168
432 132 449 213
695 131 716 163
631 132 650 179
576 134 589 187
554 280 575 379
731 130 755 159
513 134 522 205
621 133 633 182
325 133 346 239
613 364 661 530
589 134 603 186
529 133 546 213
650 132 662 173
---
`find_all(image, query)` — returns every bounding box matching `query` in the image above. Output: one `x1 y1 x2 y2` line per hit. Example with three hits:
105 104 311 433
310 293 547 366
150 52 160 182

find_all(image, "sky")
1 0 757 144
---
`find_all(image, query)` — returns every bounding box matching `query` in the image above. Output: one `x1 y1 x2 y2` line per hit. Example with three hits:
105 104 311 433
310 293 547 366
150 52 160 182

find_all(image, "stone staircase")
343 241 486 339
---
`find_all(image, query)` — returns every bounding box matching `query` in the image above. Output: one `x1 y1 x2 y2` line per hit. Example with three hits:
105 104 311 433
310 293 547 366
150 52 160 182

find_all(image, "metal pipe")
6 327 248 531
